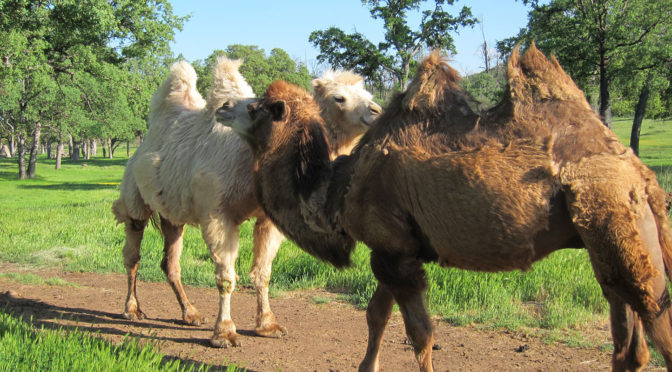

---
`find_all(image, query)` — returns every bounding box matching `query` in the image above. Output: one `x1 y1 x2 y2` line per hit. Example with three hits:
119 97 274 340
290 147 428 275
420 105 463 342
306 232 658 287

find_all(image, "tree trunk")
46 138 52 159
1 145 10 158
68 134 73 157
126 141 130 158
82 140 89 160
598 49 612 128
55 136 63 170
27 121 41 179
630 84 650 157
10 134 15 156
90 139 97 157
71 140 81 161
17 133 26 179
107 138 113 159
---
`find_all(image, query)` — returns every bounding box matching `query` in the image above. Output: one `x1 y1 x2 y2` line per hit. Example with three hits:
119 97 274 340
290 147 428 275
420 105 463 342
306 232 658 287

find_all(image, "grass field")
0 117 670 367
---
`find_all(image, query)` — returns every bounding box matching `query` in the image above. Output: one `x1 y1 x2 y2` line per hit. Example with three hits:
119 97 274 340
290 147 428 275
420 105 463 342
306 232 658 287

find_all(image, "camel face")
214 97 257 139
313 70 382 136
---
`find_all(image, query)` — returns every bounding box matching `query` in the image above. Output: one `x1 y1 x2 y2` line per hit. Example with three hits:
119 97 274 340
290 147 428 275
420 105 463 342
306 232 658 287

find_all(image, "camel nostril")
370 105 382 116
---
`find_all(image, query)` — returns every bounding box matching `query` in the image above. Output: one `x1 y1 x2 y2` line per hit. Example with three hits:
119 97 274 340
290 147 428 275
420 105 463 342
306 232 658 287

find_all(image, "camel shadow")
0 293 257 372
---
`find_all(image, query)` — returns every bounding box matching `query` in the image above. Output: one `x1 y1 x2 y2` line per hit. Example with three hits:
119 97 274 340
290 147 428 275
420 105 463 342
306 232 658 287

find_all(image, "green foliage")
459 66 506 109
193 45 312 97
0 0 185 178
310 0 476 88
0 311 242 371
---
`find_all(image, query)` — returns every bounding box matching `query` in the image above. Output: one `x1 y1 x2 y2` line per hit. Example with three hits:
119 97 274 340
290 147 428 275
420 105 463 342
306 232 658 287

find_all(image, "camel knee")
161 257 181 282
216 271 237 295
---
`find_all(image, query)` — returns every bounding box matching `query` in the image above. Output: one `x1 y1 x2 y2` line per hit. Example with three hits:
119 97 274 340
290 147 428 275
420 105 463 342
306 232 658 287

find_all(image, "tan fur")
113 60 379 348
236 45 672 371
312 70 382 157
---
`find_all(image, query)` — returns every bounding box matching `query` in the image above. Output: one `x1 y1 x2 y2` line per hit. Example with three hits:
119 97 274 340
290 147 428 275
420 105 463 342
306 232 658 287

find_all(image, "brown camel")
226 44 672 372
112 57 381 348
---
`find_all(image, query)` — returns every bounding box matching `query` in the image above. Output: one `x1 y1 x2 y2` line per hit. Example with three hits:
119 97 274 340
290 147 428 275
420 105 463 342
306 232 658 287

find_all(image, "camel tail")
506 42 590 108
205 56 255 115
148 61 205 131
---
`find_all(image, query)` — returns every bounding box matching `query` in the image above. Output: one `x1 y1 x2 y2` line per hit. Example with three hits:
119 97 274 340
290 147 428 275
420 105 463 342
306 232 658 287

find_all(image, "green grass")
0 117 670 356
0 310 241 372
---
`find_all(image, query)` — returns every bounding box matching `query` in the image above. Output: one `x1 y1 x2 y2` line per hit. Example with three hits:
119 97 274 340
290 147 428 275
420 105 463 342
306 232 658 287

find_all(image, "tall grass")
0 117 670 335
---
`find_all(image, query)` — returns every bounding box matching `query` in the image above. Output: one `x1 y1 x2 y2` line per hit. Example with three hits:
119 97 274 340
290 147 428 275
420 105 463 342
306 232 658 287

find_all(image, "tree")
0 0 185 178
194 45 312 97
309 0 476 89
501 0 672 129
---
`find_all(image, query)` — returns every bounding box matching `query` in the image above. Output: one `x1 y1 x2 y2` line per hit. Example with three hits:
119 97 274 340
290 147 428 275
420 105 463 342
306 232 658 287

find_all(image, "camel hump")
206 56 255 112
147 60 205 130
403 49 461 111
507 42 588 105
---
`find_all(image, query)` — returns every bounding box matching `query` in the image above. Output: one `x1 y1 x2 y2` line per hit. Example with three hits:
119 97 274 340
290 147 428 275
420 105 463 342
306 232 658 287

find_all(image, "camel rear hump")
205 56 255 114
506 43 591 108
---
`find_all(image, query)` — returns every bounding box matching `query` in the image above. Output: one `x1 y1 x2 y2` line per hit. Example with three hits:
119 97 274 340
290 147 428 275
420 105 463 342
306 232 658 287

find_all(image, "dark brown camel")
225 44 672 372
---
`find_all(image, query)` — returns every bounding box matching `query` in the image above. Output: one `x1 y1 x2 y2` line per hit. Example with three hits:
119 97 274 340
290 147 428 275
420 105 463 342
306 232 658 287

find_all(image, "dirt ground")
0 261 646 371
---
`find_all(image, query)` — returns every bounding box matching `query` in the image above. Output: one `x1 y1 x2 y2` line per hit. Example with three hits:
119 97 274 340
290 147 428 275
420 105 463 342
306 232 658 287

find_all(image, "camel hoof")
122 310 146 321
255 323 288 338
183 312 206 326
210 332 242 348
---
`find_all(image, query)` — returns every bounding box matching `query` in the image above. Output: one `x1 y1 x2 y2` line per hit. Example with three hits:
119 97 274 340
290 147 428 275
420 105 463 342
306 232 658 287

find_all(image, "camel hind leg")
250 216 287 337
566 184 672 371
122 218 148 320
160 216 205 326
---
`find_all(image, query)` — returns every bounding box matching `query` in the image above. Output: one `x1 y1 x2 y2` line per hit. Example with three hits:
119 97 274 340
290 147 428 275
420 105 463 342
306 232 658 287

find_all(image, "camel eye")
334 96 345 103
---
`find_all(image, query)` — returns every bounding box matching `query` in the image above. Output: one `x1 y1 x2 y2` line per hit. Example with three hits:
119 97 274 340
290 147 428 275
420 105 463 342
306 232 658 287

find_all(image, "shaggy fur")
234 45 672 372
112 59 380 348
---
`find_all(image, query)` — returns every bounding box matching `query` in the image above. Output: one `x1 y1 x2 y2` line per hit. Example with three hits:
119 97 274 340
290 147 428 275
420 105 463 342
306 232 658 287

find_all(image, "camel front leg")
251 216 287 337
203 217 241 348
358 283 395 372
160 216 205 326
122 218 148 321
368 251 435 372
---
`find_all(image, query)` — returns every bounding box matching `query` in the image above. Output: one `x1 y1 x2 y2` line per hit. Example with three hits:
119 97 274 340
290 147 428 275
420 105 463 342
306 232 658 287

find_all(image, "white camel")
112 57 381 347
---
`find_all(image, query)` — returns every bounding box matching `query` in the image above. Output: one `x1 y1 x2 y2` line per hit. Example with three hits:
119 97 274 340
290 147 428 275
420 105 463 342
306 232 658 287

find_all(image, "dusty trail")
0 262 622 371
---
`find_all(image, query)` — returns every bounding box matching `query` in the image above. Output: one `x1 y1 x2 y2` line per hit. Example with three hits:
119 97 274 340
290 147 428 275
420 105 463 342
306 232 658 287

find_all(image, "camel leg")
368 251 434 372
202 217 241 348
358 283 395 372
570 189 672 371
250 216 287 337
160 216 205 326
122 218 148 321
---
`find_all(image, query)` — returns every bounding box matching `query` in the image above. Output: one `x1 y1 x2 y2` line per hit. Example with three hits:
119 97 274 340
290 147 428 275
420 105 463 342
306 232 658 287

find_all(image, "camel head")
230 80 330 162
312 70 382 139
210 56 257 135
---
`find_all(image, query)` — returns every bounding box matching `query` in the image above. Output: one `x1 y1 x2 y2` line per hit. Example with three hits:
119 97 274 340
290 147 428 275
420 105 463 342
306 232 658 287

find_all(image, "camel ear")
312 78 325 96
268 100 288 121
247 101 260 121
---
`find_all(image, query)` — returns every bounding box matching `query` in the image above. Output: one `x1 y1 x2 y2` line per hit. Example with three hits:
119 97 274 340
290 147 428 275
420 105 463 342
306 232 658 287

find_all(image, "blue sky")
169 0 532 75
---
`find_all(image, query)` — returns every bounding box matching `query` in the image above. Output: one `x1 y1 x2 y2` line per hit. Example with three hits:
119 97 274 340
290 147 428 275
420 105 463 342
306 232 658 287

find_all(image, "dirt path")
0 262 631 371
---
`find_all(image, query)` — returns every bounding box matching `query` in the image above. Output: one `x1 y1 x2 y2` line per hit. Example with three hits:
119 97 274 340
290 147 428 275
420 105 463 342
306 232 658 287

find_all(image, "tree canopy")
309 0 476 89
193 45 312 97
0 0 185 178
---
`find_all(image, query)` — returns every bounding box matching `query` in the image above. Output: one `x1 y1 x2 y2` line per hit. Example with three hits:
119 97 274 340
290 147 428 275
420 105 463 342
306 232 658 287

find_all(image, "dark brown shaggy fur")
236 46 672 372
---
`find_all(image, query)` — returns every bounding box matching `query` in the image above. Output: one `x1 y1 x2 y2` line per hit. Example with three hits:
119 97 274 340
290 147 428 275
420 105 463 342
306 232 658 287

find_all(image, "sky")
168 0 533 76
